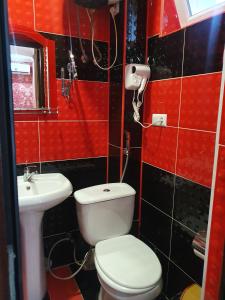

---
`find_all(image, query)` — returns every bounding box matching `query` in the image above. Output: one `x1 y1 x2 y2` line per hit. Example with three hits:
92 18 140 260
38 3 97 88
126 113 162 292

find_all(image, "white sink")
18 173 73 212
17 173 73 300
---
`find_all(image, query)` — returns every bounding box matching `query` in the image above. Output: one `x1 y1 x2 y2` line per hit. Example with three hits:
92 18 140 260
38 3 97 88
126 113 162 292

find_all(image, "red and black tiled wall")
123 0 147 221
108 1 125 183
205 94 225 299
8 0 110 269
141 6 225 299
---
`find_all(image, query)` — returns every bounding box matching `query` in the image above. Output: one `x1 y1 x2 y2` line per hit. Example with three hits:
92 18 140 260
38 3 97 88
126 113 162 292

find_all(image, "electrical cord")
47 237 90 280
132 77 151 128
87 7 118 70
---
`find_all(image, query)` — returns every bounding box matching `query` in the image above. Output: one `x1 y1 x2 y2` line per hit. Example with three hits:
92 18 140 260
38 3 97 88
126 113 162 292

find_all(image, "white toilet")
74 183 162 300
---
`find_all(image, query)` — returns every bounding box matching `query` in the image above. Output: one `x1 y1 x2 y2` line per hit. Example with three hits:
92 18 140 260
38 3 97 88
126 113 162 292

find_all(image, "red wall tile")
205 146 225 300
219 93 225 145
15 122 39 164
8 0 34 30
180 73 221 132
57 80 109 121
147 0 162 38
176 129 216 187
143 127 178 173
39 121 107 161
161 0 180 36
35 0 109 41
144 79 181 127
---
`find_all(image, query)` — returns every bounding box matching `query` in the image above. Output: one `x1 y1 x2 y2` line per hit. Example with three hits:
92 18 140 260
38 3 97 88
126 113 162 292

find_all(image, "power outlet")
152 114 167 127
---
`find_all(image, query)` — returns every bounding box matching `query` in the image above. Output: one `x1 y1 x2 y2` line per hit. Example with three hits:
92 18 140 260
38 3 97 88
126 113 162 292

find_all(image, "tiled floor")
47 266 169 300
47 267 84 300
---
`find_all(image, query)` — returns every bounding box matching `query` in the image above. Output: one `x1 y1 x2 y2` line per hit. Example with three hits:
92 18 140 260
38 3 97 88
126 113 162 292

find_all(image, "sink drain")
103 189 110 192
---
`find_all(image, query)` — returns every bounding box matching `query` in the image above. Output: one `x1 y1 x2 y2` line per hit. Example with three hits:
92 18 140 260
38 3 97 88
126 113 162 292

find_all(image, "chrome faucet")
23 166 38 182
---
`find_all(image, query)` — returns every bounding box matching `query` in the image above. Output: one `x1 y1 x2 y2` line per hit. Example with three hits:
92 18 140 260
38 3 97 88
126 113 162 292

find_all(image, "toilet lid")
95 235 162 290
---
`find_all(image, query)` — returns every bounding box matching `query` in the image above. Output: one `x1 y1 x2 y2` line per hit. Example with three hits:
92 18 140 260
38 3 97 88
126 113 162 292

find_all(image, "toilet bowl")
74 183 163 300
94 235 162 300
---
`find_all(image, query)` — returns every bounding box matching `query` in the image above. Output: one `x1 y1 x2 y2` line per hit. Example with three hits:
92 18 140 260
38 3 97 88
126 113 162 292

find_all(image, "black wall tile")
166 261 194 299
170 220 204 285
184 14 225 76
123 147 141 219
142 164 175 216
44 232 75 268
41 157 107 192
44 230 89 268
109 82 122 146
41 33 108 82
108 145 121 182
16 163 41 176
174 176 210 233
142 237 170 296
43 197 77 237
126 0 147 64
148 30 184 81
73 268 100 300
130 220 139 236
124 89 143 148
141 201 172 257
17 157 107 268
110 2 124 68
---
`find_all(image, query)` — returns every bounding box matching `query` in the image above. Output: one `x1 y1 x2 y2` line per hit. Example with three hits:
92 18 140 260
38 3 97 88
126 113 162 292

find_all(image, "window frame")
174 0 225 28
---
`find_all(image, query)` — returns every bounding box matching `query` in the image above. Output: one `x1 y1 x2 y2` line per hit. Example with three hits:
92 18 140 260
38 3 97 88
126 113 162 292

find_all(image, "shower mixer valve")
61 50 78 99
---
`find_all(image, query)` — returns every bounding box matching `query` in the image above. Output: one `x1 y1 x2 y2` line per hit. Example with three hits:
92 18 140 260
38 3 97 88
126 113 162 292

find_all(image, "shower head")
74 0 121 9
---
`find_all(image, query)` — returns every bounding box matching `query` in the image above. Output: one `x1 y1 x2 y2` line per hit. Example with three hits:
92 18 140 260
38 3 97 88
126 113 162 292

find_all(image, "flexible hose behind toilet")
47 238 91 280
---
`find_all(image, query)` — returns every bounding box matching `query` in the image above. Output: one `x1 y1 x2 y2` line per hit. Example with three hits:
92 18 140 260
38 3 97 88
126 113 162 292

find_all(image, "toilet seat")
95 235 162 295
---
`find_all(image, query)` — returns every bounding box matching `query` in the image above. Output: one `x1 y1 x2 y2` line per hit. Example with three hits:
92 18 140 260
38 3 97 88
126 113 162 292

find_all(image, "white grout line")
36 29 109 43
43 229 79 240
37 117 42 173
40 156 107 164
32 0 36 31
201 47 225 300
15 120 108 123
167 29 186 281
144 236 198 284
142 197 198 235
169 258 198 284
57 78 109 84
109 143 141 150
147 71 222 83
167 125 216 134
142 160 211 189
38 120 108 123
16 156 107 166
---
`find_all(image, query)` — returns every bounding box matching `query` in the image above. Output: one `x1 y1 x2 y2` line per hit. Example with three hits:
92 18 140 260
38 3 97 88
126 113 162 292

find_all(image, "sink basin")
17 173 73 300
18 173 73 212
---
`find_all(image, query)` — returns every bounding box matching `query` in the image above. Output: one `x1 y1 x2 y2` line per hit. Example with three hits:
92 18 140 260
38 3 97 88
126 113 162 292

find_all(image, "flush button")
103 189 110 192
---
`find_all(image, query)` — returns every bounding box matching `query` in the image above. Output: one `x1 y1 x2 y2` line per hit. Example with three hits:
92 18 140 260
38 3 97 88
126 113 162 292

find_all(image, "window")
174 0 225 27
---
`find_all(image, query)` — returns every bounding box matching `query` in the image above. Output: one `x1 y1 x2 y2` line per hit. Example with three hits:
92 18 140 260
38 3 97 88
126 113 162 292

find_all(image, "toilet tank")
74 183 136 246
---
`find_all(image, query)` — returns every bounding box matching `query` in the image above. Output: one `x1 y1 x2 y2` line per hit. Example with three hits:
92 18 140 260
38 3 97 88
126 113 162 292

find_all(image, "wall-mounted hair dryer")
125 64 151 127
